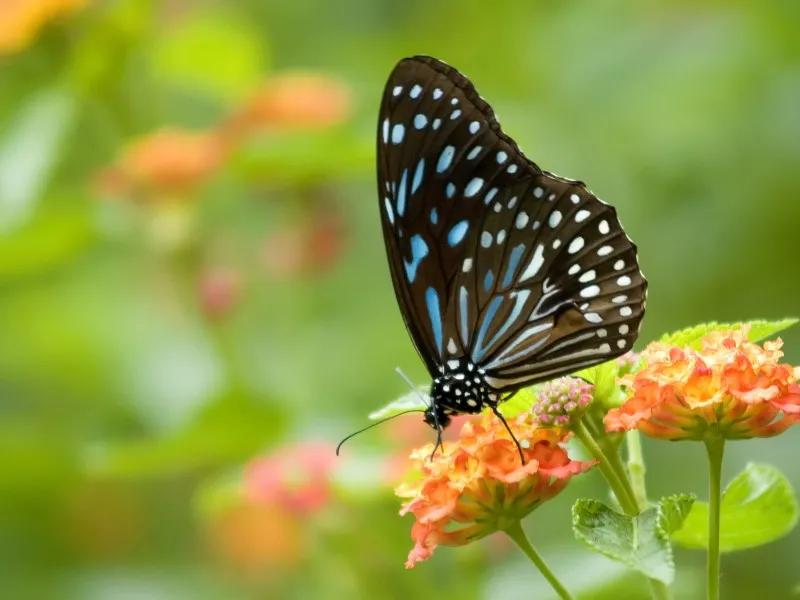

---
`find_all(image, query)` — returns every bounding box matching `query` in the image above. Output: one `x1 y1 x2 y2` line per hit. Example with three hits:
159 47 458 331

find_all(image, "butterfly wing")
377 56 646 388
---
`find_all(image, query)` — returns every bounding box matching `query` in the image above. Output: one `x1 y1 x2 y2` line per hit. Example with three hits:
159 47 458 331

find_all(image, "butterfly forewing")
377 56 646 393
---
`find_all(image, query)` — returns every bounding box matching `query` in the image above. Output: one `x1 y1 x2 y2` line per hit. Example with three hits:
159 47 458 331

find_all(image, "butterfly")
377 56 647 453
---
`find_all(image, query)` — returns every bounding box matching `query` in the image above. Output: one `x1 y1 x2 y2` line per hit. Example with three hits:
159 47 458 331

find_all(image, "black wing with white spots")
377 55 646 394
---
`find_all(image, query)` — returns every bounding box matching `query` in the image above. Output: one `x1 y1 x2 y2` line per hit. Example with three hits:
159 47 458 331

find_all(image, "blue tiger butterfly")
344 56 647 458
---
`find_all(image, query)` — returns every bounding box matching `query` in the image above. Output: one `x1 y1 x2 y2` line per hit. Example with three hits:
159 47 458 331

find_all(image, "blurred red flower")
605 327 800 440
245 441 335 515
0 0 86 55
396 413 593 568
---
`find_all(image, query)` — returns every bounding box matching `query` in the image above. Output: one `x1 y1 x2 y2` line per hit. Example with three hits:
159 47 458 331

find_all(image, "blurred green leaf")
369 389 428 420
193 470 244 518
150 8 267 101
0 89 76 232
572 494 694 584
233 128 372 184
497 387 536 418
672 463 798 552
87 393 286 478
0 206 93 281
659 319 798 348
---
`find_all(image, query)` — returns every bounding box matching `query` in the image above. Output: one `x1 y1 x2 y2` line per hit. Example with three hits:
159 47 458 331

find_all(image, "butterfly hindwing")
378 56 646 392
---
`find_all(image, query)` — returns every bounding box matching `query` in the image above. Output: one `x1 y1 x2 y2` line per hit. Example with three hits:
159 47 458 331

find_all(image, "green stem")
626 430 648 510
575 420 639 515
578 421 672 600
704 437 725 600
504 521 573 600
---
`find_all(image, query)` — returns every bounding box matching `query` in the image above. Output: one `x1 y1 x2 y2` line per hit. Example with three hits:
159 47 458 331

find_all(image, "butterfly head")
423 404 451 430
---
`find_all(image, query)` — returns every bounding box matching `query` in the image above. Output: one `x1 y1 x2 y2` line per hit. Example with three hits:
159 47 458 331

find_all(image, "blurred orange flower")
246 441 335 515
605 327 800 440
227 72 351 135
0 0 86 55
396 413 593 568
99 128 226 199
207 501 303 575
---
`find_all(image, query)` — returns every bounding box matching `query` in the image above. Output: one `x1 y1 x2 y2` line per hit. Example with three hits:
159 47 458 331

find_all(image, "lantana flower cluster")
395 413 593 568
605 327 800 440
533 378 593 426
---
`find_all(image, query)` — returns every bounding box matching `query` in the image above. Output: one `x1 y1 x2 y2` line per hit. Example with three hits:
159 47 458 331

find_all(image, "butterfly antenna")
335 409 424 456
491 405 526 465
394 367 430 407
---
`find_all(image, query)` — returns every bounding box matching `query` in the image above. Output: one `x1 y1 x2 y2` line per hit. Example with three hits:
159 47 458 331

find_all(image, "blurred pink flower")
246 441 335 515
199 267 242 320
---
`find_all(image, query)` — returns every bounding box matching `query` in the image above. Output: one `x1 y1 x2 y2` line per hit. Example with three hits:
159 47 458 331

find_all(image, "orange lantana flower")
605 327 800 440
396 413 593 568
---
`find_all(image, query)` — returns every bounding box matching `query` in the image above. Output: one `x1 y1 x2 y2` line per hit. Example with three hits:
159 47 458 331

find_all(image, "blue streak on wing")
483 269 494 292
397 169 408 216
501 243 526 288
459 286 469 347
447 220 469 247
472 296 503 363
483 290 531 355
425 287 443 355
403 234 428 282
412 158 425 195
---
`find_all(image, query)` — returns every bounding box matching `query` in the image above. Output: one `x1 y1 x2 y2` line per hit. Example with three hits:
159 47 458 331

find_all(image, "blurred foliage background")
1 1 799 598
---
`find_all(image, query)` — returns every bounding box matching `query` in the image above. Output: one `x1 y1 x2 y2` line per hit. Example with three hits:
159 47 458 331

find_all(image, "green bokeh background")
1 1 798 598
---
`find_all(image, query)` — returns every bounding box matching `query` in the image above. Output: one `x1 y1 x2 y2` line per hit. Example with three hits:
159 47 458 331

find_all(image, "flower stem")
504 521 573 600
704 437 725 600
578 420 672 600
575 419 639 515
626 430 648 509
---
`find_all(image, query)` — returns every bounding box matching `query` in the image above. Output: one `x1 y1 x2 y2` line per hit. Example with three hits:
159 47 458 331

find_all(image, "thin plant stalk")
504 520 573 600
704 437 725 600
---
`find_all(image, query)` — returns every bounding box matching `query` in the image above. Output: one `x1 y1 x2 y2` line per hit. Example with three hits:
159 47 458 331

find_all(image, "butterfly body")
378 56 647 435
425 359 496 429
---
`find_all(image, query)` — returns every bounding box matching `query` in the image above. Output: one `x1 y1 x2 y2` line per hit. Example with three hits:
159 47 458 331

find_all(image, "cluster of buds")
532 377 594 427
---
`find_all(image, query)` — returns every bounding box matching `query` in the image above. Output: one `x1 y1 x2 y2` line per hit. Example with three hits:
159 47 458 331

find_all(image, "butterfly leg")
490 404 526 465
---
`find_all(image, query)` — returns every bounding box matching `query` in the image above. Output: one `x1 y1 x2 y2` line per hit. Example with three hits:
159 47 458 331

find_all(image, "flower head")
533 377 593 427
396 413 593 568
605 327 800 440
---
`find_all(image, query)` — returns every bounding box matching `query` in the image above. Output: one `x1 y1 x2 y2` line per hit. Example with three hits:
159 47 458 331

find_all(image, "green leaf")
659 319 798 348
150 8 266 101
672 463 798 552
368 389 429 420
572 495 694 584
497 387 537 418
576 360 627 408
86 393 287 478
0 88 77 232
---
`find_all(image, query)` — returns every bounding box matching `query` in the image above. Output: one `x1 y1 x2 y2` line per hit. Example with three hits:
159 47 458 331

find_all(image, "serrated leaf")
657 494 696 537
659 319 798 349
498 387 537 418
575 360 626 408
368 389 429 420
672 463 798 552
572 495 694 584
